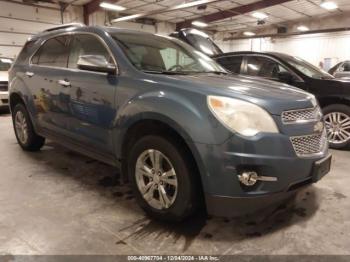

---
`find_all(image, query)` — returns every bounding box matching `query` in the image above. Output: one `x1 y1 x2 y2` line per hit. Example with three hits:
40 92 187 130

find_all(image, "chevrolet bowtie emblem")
314 122 324 133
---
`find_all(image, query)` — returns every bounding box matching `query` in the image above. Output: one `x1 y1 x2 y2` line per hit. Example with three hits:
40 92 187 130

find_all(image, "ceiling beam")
83 0 119 25
176 0 294 30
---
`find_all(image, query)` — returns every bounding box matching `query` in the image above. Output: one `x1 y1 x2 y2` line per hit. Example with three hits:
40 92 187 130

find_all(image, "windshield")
183 29 223 57
0 58 13 71
284 55 334 80
112 32 227 75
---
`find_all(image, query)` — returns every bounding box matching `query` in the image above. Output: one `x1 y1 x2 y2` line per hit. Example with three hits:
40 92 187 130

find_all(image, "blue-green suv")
9 24 331 221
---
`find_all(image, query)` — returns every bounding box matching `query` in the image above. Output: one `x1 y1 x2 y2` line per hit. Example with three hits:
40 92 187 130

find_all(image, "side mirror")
278 71 294 84
77 55 116 74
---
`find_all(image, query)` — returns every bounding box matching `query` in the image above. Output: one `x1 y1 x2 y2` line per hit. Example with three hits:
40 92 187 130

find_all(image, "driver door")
63 33 118 154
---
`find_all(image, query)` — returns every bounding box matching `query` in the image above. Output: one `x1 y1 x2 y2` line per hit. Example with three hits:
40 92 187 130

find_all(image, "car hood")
153 73 316 115
0 71 8 82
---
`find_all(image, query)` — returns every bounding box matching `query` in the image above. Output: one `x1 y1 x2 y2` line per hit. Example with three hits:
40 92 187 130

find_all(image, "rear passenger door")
29 35 72 136
215 55 243 74
64 33 117 154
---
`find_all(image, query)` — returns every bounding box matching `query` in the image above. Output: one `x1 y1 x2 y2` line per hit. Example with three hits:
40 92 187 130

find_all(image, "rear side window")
216 56 242 73
68 34 112 69
32 36 70 68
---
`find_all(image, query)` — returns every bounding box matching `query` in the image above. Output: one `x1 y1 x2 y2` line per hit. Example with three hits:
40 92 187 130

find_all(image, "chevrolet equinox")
9 24 331 221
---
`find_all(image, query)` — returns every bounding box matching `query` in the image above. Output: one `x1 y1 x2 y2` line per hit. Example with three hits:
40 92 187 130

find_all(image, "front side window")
216 56 242 74
245 56 288 79
68 34 112 69
112 33 226 74
32 36 70 68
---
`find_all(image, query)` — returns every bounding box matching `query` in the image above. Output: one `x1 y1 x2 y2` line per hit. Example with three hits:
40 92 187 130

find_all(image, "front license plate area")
312 154 332 182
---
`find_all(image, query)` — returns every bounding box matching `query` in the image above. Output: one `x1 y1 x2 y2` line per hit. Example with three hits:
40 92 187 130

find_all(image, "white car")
0 57 13 109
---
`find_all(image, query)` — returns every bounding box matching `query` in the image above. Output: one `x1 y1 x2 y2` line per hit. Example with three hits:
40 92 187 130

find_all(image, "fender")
318 95 350 108
113 89 231 158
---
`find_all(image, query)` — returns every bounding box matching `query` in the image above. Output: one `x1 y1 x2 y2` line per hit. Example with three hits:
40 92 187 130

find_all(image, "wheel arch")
318 96 350 109
117 114 207 202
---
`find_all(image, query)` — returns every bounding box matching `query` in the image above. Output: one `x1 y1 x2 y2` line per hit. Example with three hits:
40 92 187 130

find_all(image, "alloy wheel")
15 110 29 145
135 149 178 210
324 112 350 144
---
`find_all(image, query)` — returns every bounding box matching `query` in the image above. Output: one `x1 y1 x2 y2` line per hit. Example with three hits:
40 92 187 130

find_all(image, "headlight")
207 95 279 137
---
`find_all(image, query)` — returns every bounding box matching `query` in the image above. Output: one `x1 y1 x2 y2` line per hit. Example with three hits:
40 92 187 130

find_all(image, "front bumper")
193 130 330 217
0 91 9 107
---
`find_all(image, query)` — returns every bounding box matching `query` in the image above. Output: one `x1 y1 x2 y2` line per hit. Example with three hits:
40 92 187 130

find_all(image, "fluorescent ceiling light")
99 2 126 11
175 0 212 9
112 14 144 22
192 21 208 27
252 12 268 20
297 25 309 32
320 1 338 10
243 31 256 36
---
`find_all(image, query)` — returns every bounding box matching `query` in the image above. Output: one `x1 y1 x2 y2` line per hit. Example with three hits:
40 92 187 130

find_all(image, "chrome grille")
0 81 8 92
282 107 321 124
290 129 327 157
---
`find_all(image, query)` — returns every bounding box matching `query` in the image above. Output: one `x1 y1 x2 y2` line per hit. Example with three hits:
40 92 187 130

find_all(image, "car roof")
29 25 155 41
213 51 289 60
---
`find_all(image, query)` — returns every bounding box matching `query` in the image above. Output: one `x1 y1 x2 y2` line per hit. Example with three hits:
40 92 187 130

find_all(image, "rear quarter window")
15 40 37 65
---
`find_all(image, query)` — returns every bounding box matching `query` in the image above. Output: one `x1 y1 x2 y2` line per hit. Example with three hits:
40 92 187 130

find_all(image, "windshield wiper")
142 70 189 75
187 71 229 75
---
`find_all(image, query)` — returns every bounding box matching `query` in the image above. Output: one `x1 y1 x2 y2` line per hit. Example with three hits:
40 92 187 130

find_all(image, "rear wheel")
12 103 45 151
128 135 199 221
323 104 350 149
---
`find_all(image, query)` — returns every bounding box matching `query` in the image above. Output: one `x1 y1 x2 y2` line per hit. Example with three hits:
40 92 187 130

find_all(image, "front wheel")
323 104 350 149
127 135 199 221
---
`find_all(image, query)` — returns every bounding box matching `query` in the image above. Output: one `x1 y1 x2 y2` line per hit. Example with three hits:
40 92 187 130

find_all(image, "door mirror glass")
77 55 116 74
278 71 294 83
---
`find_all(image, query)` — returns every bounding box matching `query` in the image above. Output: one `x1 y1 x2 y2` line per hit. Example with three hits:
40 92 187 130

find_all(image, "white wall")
0 1 83 58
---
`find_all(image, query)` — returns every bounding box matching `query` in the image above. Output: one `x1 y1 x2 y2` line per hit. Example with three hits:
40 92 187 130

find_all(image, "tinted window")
283 55 333 79
32 36 70 67
245 56 288 79
68 34 112 69
216 56 242 73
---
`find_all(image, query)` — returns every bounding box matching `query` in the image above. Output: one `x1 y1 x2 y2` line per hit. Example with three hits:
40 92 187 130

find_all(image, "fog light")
238 171 258 186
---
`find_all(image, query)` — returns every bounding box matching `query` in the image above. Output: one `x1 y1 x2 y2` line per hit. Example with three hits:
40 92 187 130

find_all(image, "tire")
12 103 45 151
323 104 350 149
127 135 199 222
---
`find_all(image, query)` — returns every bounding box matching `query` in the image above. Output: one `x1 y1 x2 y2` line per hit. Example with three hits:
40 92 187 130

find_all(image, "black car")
170 28 350 149
212 51 350 149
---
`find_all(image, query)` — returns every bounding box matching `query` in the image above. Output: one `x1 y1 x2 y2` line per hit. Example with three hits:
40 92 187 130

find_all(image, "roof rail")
44 23 85 32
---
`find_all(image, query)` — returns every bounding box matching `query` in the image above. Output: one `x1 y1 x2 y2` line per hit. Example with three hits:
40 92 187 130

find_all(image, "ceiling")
63 0 350 32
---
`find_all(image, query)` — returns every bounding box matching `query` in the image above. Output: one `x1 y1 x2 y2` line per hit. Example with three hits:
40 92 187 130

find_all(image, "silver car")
328 61 350 79
0 57 13 109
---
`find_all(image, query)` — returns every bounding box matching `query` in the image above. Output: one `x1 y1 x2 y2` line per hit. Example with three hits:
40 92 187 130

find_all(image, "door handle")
25 71 34 77
58 79 71 87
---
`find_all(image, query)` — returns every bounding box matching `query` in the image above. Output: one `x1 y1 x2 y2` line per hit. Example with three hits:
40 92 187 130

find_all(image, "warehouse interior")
0 0 350 258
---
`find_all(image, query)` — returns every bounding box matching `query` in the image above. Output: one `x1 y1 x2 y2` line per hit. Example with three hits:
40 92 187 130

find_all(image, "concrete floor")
0 112 349 255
